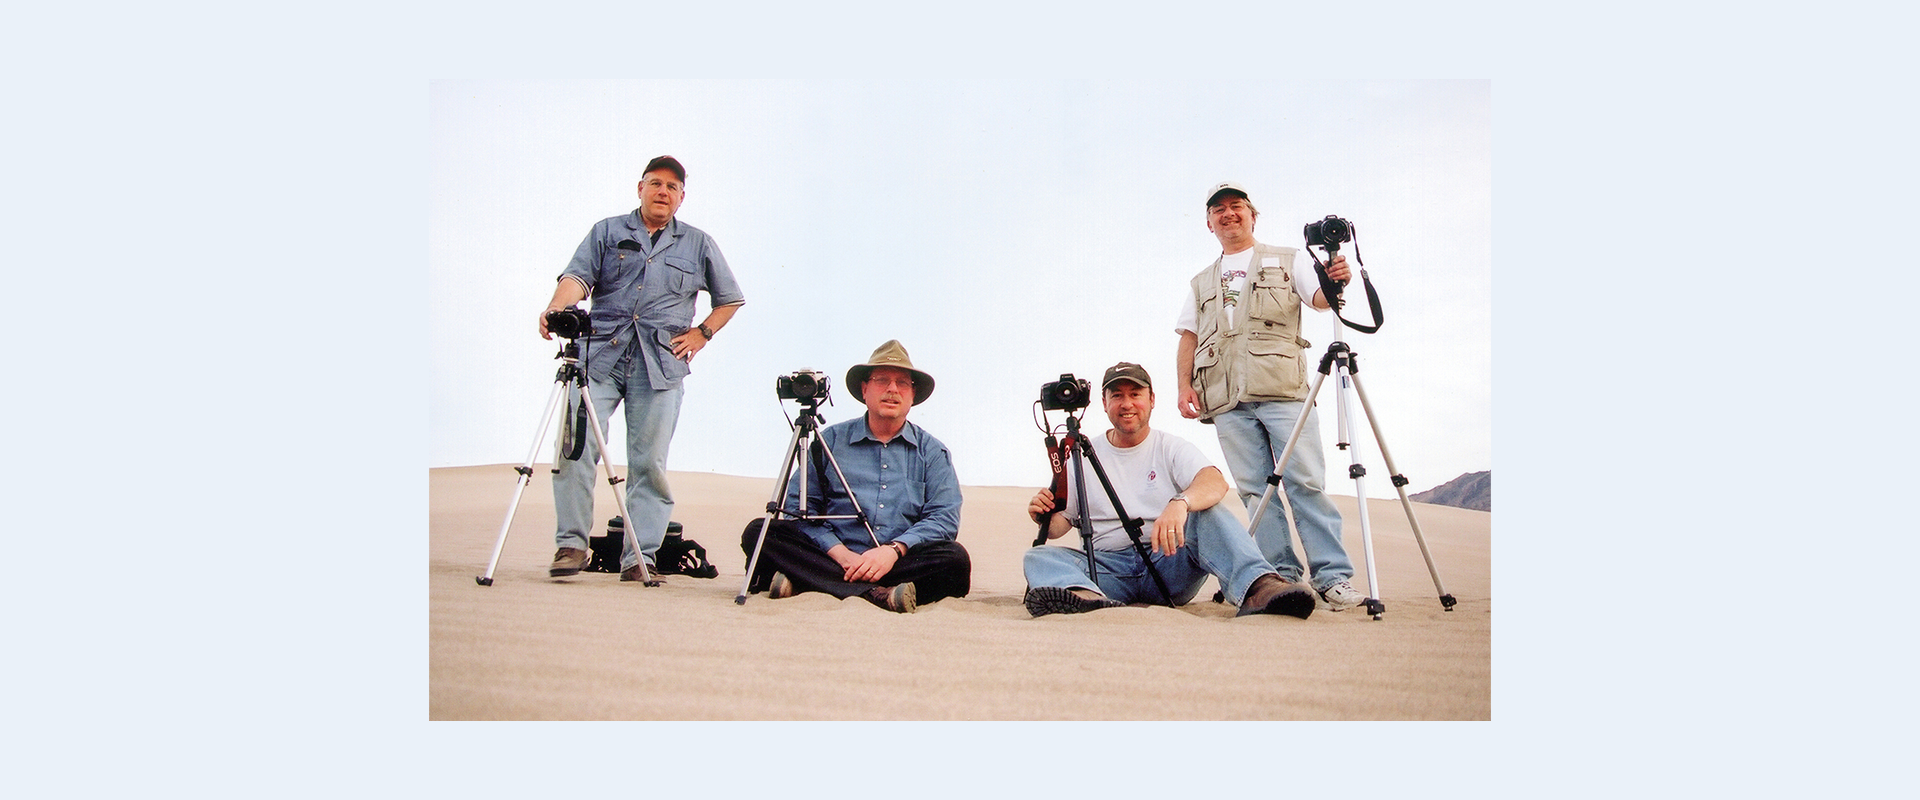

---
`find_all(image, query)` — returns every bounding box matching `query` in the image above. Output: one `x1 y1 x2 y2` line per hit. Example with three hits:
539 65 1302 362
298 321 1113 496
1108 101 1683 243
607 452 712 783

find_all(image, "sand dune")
430 465 1489 720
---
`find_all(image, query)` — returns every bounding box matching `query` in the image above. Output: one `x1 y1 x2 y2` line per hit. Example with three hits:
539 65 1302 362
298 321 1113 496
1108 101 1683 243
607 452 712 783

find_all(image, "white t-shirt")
1061 429 1214 551
1173 247 1326 336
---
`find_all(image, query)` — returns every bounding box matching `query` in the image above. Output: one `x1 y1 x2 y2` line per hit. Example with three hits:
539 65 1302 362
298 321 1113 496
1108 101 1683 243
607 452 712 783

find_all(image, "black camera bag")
586 517 718 578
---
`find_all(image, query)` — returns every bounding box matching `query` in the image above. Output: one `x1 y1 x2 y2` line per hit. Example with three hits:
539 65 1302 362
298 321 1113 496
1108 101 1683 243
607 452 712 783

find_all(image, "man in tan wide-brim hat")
740 340 971 613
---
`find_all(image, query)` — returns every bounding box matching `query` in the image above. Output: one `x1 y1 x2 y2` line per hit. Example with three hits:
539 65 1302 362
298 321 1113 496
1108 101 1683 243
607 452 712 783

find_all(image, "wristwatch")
1169 494 1190 507
889 541 908 557
695 322 715 339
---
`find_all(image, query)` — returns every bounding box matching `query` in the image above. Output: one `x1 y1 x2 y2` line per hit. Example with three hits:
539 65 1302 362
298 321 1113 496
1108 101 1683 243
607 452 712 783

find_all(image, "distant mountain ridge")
1409 471 1490 511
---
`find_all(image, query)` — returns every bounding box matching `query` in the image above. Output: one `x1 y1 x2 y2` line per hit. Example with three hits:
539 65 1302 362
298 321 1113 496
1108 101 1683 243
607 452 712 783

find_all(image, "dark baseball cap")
1101 362 1152 391
644 155 686 183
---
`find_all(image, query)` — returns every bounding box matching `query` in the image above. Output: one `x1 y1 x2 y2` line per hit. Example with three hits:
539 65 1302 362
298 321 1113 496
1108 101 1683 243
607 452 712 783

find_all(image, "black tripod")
736 393 880 605
1245 232 1453 619
1031 408 1175 607
476 338 654 587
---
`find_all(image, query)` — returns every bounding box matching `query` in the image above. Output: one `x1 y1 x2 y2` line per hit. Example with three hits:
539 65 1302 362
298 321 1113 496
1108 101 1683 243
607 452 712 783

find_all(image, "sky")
430 80 1490 498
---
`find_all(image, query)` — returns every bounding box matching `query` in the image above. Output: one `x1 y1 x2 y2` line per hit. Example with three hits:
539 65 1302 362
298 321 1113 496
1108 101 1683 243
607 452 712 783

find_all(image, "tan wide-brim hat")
846 339 935 405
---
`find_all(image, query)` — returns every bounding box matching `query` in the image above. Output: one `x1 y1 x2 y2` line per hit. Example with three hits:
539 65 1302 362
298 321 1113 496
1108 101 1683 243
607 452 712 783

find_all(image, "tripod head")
551 338 587 383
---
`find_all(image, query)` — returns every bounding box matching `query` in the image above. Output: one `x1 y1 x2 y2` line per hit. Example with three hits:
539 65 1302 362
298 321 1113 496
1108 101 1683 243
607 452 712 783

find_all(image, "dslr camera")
544 306 592 339
777 369 831 402
1039 374 1091 412
1303 215 1353 249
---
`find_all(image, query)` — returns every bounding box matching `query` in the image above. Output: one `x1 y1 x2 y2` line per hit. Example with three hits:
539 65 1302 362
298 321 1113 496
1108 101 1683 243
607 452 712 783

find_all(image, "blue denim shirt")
558 213 745 389
786 415 963 554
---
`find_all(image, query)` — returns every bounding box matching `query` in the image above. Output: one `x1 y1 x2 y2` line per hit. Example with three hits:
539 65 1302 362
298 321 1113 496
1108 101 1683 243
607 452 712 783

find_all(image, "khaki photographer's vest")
1188 243 1313 420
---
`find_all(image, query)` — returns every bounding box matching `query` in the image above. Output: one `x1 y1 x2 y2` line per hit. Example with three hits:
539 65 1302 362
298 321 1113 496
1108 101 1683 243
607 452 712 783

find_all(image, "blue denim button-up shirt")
558 212 745 389
786 415 963 554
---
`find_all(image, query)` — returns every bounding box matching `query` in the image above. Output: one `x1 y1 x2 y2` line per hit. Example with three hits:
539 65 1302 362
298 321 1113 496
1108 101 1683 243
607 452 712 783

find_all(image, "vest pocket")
1242 335 1307 400
1191 340 1229 414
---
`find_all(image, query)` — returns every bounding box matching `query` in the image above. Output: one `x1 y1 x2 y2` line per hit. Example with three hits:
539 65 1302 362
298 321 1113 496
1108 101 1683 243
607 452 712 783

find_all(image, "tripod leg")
1348 372 1456 610
1332 363 1386 620
478 381 570 586
575 382 658 586
1244 369 1327 576
737 423 808 604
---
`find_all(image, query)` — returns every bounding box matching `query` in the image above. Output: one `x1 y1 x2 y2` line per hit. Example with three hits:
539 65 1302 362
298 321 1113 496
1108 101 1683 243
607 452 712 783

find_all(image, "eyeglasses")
865 376 915 389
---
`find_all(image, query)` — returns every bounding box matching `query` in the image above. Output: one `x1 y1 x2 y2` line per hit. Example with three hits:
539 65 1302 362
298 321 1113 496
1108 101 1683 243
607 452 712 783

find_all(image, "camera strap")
1031 434 1071 547
1308 244 1383 334
561 391 588 460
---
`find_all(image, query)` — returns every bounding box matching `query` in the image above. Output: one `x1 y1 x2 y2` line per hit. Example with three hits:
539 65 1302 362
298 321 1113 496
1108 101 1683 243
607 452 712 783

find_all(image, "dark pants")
740 519 971 604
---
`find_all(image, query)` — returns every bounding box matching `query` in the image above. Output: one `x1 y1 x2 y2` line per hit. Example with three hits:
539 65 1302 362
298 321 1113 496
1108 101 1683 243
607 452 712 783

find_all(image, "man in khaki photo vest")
1173 181 1363 611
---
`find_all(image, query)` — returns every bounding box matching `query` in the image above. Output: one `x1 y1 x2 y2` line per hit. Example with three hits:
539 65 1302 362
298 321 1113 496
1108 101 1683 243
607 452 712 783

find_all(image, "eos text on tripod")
543 306 592 339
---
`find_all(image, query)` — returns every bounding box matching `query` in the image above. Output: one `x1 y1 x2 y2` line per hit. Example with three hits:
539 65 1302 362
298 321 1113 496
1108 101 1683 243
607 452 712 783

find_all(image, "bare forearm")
1182 467 1230 511
701 301 743 334
1176 331 1197 385
547 276 588 310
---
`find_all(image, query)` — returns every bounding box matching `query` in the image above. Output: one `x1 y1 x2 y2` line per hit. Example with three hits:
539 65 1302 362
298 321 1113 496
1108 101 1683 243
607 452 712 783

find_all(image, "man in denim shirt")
539 155 745 583
740 340 971 613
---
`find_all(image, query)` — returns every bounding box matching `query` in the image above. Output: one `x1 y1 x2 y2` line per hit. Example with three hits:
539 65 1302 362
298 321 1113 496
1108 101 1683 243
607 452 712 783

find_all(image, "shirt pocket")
658 256 698 294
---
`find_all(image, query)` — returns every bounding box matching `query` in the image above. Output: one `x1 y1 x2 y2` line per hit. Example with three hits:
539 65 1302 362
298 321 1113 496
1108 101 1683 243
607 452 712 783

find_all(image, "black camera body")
1303 215 1353 249
545 306 592 339
1040 373 1091 411
777 370 831 401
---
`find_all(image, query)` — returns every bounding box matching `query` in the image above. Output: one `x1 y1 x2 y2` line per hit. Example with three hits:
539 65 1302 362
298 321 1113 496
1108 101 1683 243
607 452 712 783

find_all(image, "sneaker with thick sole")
1024 586 1125 617
1237 574 1316 619
549 547 589 577
768 571 796 600
863 582 917 613
1319 580 1364 612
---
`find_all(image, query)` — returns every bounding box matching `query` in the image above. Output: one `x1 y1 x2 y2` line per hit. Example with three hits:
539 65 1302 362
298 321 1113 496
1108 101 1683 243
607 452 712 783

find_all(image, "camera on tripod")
544 306 592 339
1303 215 1352 249
776 369 831 402
1039 374 1091 412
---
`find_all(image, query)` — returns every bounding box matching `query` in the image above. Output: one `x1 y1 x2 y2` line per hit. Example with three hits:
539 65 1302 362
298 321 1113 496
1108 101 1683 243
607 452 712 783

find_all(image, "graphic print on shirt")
1220 268 1246 312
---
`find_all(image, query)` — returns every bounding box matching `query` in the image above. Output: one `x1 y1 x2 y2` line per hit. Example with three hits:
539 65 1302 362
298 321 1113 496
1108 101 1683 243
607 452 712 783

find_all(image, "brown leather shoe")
549 547 589 577
619 563 661 586
863 582 916 613
768 571 796 599
1237 574 1315 619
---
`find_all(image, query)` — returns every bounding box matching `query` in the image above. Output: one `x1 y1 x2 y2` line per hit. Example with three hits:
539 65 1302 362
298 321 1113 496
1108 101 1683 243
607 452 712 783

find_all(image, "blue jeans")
552 358 684 571
1022 506 1276 606
1212 400 1351 591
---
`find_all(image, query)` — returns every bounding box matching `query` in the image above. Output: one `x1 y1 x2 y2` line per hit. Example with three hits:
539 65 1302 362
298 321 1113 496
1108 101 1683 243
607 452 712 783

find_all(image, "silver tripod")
1246 245 1455 620
735 391 880 605
477 337 654 587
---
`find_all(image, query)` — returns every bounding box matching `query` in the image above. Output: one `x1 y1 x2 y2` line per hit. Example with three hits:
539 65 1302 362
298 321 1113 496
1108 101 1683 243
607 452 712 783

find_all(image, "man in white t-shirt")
1022 362 1316 618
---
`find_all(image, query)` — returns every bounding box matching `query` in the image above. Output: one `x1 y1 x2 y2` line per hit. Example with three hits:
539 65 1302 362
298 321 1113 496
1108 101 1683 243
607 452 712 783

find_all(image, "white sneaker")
1319 580 1364 611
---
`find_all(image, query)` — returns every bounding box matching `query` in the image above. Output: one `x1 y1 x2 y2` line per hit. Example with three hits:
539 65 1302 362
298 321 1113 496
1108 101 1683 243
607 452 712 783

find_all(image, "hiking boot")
768 571 796 600
863 582 916 613
1237 574 1315 619
1319 580 1364 612
619 563 661 586
1023 586 1124 617
549 547 589 577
